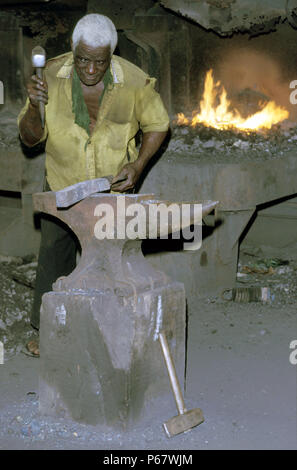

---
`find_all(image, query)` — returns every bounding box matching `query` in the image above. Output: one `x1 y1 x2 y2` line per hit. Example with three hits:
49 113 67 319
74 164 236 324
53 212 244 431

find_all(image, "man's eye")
78 58 87 63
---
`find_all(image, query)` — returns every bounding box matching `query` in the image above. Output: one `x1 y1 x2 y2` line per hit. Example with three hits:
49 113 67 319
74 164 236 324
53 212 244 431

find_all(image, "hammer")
159 331 204 437
31 46 46 128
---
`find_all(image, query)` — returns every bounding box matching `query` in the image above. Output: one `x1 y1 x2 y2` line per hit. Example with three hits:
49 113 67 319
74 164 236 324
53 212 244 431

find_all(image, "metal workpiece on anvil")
33 189 218 427
54 176 114 208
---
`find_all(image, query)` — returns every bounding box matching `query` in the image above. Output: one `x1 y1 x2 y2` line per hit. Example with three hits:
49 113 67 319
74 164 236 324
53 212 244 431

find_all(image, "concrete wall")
241 197 297 260
0 13 24 110
160 0 289 36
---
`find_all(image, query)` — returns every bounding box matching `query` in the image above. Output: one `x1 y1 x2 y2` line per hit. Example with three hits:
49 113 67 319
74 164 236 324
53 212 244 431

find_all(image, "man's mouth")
79 71 101 82
78 71 104 86
84 75 99 82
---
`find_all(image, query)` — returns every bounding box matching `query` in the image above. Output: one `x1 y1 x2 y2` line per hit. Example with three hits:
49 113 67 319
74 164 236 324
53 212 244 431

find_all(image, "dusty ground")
0 248 296 451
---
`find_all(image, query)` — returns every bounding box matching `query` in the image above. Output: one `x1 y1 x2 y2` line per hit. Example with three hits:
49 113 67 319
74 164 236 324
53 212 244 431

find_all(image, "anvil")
33 188 218 427
33 190 218 293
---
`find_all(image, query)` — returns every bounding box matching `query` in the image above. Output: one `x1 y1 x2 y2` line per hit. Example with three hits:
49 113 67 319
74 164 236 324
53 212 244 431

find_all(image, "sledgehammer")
159 331 204 437
31 46 46 128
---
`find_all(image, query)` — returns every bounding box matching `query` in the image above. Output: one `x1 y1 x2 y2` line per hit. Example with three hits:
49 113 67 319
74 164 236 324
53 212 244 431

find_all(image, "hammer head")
32 46 46 68
163 408 204 438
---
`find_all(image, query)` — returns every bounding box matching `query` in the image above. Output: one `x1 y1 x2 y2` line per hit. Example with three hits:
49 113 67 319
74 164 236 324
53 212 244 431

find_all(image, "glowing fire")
177 69 289 131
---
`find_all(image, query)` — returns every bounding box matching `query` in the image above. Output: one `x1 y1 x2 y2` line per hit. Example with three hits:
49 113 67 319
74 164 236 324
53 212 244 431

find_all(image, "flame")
177 69 289 131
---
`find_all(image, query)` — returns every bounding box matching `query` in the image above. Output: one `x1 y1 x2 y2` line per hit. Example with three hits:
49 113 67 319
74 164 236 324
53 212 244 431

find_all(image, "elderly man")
18 14 169 354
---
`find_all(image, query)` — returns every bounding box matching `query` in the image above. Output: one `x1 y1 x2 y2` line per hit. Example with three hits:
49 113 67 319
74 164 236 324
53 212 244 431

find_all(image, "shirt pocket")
102 119 135 151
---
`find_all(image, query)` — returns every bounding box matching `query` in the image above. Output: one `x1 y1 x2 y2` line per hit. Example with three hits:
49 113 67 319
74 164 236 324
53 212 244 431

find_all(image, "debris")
169 123 297 164
202 139 216 148
0 256 34 359
233 140 250 150
221 286 274 303
242 265 275 275
0 254 23 265
237 252 296 304
30 419 41 435
26 340 40 357
241 258 289 275
20 420 41 437
11 262 37 289
21 425 31 437
275 266 292 275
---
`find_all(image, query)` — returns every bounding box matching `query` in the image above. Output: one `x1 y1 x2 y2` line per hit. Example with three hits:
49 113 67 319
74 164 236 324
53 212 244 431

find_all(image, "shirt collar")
56 52 74 79
110 57 123 84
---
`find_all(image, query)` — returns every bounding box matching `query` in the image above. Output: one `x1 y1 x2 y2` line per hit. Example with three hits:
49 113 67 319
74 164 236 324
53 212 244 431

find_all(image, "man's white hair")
72 14 118 54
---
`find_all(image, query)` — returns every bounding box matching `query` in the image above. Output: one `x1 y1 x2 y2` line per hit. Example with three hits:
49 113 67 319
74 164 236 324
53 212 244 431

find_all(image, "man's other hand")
111 161 143 193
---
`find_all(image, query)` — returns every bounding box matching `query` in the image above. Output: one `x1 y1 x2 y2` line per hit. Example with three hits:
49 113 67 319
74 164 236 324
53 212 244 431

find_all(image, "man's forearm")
19 104 44 147
135 131 168 171
111 130 168 192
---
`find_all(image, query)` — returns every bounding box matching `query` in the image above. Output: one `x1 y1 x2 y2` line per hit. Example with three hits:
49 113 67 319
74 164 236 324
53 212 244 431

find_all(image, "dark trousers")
31 187 78 329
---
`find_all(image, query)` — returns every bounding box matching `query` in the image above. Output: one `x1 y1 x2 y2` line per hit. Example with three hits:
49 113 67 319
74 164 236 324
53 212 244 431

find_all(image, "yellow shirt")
18 52 170 191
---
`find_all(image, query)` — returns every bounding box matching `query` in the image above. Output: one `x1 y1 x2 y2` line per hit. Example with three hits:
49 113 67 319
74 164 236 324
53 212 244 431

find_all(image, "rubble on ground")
0 110 20 148
0 254 37 359
235 251 297 306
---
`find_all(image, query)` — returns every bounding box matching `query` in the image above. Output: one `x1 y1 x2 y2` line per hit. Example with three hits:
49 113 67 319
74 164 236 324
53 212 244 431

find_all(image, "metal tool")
55 177 113 208
159 331 204 437
31 46 46 128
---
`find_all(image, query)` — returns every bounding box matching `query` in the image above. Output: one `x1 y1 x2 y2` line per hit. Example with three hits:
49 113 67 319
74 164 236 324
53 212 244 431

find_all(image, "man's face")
73 41 111 86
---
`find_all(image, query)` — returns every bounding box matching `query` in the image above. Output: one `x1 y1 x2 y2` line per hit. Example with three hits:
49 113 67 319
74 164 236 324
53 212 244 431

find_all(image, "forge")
139 58 297 296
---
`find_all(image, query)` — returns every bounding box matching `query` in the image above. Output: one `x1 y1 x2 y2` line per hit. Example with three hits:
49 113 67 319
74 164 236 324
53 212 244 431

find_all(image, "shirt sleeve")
17 98 48 146
135 78 170 133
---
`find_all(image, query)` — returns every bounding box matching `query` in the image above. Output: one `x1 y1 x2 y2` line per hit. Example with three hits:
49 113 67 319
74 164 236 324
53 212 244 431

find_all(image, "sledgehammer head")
31 46 46 68
163 408 204 438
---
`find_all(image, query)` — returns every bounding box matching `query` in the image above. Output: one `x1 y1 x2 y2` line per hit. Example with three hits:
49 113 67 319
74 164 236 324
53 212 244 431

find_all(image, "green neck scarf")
71 66 114 135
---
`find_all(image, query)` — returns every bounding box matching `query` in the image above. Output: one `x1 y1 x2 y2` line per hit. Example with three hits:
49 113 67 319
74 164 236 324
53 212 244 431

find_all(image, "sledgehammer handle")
36 68 45 128
159 331 186 415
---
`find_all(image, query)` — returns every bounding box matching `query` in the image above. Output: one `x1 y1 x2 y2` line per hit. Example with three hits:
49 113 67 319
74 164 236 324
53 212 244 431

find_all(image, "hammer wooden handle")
159 331 186 415
36 67 45 128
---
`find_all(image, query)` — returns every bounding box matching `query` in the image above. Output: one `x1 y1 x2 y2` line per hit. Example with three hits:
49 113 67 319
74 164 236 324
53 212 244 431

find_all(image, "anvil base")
39 282 186 427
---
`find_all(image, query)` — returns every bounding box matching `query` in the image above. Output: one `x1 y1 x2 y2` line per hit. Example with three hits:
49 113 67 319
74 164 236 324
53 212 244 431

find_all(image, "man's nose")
87 62 97 74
